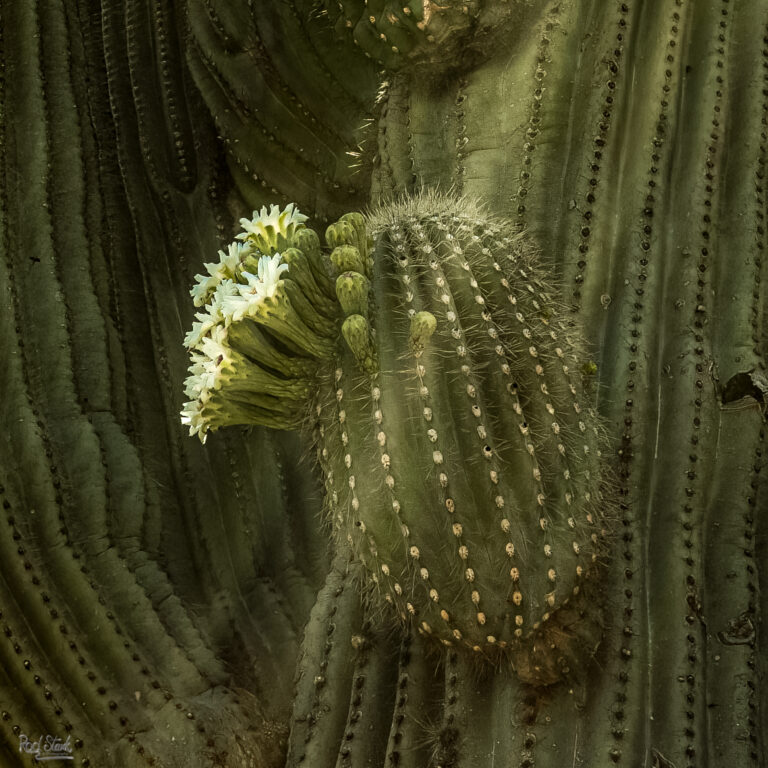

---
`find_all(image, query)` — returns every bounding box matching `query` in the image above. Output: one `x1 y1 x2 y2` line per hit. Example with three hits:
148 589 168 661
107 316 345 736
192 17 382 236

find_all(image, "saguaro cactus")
317 196 611 685
181 195 611 686
274 1 768 766
1 0 766 767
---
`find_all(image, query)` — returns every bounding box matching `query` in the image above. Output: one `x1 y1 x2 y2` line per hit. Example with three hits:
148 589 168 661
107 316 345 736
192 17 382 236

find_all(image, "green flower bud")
292 228 336 298
408 310 437 354
326 220 358 250
338 212 370 266
292 226 321 260
330 244 366 276
335 271 371 317
341 314 377 375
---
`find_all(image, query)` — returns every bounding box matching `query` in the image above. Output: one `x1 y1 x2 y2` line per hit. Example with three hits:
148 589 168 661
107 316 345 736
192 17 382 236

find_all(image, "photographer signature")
18 734 73 763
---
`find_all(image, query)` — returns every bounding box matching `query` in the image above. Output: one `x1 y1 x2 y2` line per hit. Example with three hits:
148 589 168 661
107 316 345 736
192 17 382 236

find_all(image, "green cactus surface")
1 0 767 767
315 195 610 684
0 1 371 765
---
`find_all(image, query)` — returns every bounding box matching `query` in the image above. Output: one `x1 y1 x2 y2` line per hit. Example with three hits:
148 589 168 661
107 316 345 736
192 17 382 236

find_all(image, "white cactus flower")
219 241 248 274
180 399 209 443
221 254 289 323
180 325 239 442
184 280 240 348
189 265 223 307
236 203 308 252
253 253 289 297
183 312 217 350
183 352 218 399
199 325 231 371
189 242 251 307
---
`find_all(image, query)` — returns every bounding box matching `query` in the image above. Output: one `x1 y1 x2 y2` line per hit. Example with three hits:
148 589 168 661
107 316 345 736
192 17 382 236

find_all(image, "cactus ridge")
285 552 364 766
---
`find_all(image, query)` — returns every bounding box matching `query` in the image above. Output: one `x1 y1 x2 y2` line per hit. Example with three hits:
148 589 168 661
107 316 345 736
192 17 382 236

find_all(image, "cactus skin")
0 1 362 765
290 1 768 767
315 194 609 683
3 0 768 767
185 0 379 222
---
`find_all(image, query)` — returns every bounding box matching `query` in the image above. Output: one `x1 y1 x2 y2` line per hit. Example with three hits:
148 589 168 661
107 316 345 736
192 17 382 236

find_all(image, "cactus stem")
363 367 471 647
392 223 496 643
247 284 336 359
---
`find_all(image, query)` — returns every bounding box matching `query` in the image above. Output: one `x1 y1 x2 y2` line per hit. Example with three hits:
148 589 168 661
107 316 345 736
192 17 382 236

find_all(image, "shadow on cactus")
320 0 477 70
317 0 532 73
181 192 612 686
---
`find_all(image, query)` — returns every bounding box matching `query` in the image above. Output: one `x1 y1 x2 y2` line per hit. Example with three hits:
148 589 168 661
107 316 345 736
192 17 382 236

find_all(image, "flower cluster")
180 205 308 443
181 204 369 445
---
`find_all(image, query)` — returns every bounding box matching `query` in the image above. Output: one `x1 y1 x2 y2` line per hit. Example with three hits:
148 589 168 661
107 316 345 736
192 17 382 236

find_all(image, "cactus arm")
186 0 380 221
